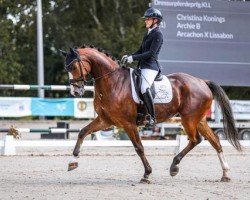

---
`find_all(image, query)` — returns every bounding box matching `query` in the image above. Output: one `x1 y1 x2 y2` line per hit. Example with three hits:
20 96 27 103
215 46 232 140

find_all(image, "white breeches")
141 69 158 94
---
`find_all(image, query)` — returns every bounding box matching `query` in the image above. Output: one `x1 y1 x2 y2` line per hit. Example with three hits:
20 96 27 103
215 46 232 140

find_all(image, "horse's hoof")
140 178 151 184
170 165 179 177
221 176 231 182
68 162 78 171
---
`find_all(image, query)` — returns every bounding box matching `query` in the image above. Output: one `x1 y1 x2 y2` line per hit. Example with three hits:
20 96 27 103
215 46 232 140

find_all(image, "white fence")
1 135 249 156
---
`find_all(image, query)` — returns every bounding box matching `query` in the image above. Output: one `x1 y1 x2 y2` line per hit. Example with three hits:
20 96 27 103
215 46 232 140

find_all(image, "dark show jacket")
132 26 163 71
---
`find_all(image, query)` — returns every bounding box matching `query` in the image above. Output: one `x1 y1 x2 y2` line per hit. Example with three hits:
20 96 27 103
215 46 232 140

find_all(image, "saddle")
132 68 163 100
132 68 163 125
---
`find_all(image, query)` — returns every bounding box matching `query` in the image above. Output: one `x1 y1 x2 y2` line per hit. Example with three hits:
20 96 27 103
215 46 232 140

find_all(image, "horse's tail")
205 80 242 151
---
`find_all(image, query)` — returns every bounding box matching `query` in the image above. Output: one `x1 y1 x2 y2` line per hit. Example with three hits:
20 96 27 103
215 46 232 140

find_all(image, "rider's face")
144 18 157 29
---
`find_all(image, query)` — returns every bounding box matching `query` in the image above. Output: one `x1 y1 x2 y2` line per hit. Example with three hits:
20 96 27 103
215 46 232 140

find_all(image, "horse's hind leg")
197 118 230 182
123 124 152 184
170 117 202 176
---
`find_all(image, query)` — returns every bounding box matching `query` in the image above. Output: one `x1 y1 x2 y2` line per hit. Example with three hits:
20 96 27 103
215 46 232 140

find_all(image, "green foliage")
0 0 150 96
223 87 250 100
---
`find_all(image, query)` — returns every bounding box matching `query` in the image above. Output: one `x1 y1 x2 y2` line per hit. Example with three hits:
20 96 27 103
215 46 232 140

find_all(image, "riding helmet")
142 8 163 22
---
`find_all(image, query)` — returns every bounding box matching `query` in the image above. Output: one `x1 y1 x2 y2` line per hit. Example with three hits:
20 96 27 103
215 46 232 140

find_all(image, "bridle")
64 51 117 91
65 56 90 88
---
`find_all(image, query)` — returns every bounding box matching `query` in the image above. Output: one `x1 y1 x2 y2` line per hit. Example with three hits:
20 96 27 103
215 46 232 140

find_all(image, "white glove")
121 55 133 64
127 56 133 64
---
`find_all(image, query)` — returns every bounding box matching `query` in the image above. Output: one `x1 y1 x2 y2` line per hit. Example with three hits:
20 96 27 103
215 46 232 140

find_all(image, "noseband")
65 57 90 89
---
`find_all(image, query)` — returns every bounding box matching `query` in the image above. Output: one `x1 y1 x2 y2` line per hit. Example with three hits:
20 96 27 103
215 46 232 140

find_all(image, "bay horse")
61 46 241 183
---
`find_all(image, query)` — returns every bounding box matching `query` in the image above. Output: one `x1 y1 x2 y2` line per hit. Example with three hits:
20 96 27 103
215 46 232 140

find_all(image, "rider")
121 8 163 127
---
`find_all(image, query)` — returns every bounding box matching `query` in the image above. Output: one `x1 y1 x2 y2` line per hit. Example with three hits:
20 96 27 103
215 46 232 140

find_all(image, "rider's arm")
132 32 163 61
133 45 142 55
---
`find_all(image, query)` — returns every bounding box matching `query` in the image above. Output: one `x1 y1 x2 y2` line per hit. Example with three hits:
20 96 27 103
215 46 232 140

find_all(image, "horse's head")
60 48 91 96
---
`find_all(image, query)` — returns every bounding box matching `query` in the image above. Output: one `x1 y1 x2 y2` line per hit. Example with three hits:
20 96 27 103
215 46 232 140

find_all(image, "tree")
0 1 25 84
0 0 150 96
42 0 150 86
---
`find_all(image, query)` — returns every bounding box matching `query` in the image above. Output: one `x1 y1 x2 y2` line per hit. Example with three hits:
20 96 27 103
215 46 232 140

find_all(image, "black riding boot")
142 88 156 127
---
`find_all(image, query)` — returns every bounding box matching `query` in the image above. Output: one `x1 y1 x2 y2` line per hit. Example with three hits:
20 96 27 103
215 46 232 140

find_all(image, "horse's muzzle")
69 81 85 97
72 85 85 97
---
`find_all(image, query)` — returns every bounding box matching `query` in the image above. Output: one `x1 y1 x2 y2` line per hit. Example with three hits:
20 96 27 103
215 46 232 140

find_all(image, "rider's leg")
141 69 158 126
143 88 156 125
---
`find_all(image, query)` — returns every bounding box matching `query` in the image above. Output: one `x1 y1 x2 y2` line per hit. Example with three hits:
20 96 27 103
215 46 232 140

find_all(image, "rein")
93 69 117 82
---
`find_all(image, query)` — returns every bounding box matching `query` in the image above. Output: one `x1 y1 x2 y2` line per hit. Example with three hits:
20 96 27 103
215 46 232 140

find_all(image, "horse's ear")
70 47 78 56
70 47 74 54
59 49 67 57
70 47 79 57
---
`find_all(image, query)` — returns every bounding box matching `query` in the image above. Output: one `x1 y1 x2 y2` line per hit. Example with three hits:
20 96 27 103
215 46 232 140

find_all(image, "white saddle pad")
130 68 173 104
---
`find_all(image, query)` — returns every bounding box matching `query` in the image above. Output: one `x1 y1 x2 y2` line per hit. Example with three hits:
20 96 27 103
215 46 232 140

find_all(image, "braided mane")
80 44 121 65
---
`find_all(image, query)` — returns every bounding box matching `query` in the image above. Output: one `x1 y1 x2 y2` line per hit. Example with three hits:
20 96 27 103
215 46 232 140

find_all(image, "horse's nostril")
74 91 79 96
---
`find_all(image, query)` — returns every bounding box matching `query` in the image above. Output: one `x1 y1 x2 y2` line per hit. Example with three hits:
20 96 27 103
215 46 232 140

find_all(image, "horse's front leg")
123 125 152 183
68 117 108 171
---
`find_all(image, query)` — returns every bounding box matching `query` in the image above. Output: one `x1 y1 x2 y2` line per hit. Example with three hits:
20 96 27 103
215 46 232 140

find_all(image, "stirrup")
144 114 156 127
